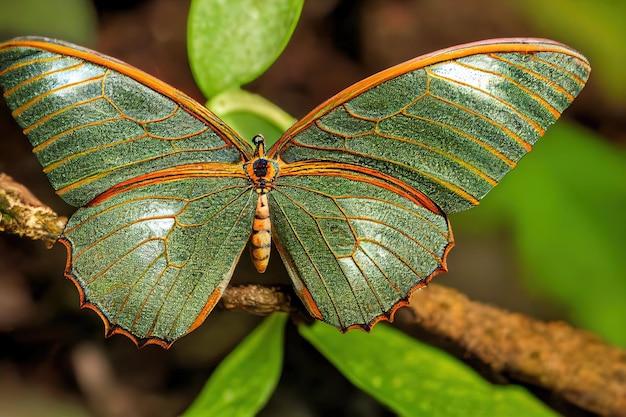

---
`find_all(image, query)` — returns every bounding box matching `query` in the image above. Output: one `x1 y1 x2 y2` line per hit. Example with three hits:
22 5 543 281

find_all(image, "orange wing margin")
1 36 254 159
268 37 589 157
274 160 454 331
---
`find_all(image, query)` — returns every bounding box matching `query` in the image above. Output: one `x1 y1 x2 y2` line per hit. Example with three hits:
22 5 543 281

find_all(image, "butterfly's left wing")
270 162 453 330
61 171 256 347
269 38 590 214
0 37 253 207
0 37 257 347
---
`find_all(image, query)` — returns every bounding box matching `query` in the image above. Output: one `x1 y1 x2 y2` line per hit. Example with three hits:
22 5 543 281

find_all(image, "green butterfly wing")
269 38 589 329
0 36 592 338
62 174 255 347
271 162 453 330
270 38 590 213
0 37 253 207
0 37 256 346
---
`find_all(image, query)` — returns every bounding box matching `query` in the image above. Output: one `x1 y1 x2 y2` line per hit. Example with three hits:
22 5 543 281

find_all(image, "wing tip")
340 218 455 333
2 35 73 47
455 37 588 60
58 237 175 350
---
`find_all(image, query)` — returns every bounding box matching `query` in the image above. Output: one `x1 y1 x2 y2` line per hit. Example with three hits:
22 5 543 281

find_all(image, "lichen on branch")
0 173 66 245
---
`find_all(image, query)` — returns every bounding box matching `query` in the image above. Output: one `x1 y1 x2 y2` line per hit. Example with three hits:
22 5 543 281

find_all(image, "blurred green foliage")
518 0 626 103
187 0 303 97
0 0 96 44
454 123 626 346
182 314 287 417
300 322 558 417
207 89 295 146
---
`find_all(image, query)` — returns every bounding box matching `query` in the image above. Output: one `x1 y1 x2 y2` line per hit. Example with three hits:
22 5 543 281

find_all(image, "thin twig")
1 172 625 417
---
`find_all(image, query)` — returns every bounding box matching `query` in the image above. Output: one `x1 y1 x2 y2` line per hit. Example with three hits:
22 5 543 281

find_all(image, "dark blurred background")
0 0 624 416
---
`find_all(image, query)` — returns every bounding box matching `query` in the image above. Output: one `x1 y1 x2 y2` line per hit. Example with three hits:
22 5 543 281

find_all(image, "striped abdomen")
250 193 271 273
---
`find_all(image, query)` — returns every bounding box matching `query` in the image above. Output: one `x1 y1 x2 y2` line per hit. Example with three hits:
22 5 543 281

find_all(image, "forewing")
270 162 453 330
0 37 253 207
270 38 590 213
61 173 255 347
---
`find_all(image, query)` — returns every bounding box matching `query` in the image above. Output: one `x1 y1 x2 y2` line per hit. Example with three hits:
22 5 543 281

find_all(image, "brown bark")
406 285 626 417
2 172 625 417
0 173 66 245
220 284 295 315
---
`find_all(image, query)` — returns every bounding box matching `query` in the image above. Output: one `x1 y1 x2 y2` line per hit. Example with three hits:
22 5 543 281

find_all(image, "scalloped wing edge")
269 37 590 157
346 219 454 332
273 161 456 331
274 216 454 332
0 36 254 159
58 237 223 349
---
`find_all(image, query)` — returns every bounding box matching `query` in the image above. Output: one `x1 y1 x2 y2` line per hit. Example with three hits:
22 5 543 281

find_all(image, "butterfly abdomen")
251 193 271 273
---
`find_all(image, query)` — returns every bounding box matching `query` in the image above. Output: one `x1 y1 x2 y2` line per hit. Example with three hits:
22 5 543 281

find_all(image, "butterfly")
0 36 589 348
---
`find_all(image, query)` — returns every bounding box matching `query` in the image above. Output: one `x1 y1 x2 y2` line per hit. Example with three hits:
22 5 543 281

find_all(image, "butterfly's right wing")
61 170 255 347
270 162 453 330
0 37 253 207
269 38 590 214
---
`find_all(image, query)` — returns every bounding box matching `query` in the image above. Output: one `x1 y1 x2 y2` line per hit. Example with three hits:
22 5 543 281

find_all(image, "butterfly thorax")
244 157 279 194
244 135 279 194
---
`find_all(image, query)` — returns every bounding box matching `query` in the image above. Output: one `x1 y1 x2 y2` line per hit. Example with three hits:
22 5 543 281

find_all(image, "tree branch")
405 285 626 417
0 174 66 245
220 284 295 315
2 173 625 417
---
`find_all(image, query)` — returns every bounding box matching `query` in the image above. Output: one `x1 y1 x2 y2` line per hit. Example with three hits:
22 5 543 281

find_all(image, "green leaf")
300 322 557 417
517 0 626 102
207 89 295 147
187 0 303 97
0 0 96 45
183 313 288 417
454 123 626 346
